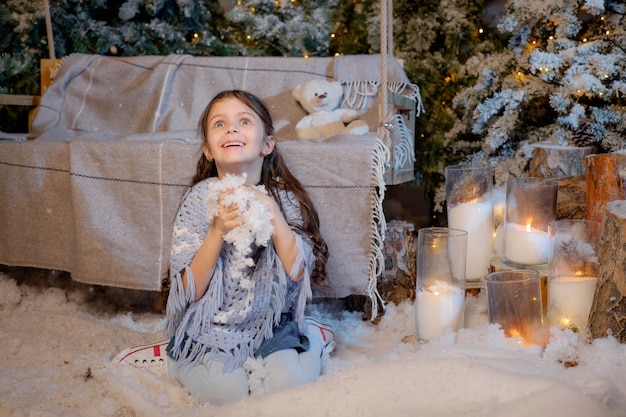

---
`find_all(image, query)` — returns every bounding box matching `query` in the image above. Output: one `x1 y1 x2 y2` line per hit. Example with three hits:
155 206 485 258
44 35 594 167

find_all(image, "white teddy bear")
292 79 370 140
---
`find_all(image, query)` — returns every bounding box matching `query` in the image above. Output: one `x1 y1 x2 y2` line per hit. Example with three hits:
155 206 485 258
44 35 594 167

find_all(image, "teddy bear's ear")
293 84 303 102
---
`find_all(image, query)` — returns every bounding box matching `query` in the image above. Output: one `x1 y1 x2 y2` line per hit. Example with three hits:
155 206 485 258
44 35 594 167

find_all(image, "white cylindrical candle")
448 200 494 280
415 280 465 342
548 276 598 330
504 223 549 265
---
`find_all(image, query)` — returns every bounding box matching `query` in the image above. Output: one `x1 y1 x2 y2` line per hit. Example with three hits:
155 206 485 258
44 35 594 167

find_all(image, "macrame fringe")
367 129 390 320
391 113 416 171
341 80 423 114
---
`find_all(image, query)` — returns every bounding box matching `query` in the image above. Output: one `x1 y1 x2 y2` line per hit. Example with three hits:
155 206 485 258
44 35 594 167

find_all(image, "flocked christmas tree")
0 0 338 132
391 0 507 209
440 0 626 206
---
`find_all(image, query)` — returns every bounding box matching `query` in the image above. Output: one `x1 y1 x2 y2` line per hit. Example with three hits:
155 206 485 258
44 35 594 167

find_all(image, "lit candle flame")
525 218 533 232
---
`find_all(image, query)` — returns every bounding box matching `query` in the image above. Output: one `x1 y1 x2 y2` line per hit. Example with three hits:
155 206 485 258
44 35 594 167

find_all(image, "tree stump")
546 174 587 220
378 220 416 304
530 144 591 179
589 200 626 342
585 153 622 223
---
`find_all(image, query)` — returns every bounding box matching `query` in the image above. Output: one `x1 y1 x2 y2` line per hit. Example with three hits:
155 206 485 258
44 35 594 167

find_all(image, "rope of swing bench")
43 0 56 59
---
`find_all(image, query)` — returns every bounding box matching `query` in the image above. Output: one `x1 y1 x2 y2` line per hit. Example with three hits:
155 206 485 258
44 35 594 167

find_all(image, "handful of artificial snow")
205 174 274 279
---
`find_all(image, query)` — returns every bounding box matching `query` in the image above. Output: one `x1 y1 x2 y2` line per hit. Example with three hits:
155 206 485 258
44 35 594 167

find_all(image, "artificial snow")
1 270 625 416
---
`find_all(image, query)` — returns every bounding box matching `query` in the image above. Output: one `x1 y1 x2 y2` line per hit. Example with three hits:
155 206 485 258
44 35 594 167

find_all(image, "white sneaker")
305 317 336 355
113 340 170 375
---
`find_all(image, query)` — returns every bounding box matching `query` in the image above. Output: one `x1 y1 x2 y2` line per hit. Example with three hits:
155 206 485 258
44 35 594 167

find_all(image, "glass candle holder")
503 177 558 268
414 227 467 343
485 269 546 348
445 164 495 281
547 219 600 333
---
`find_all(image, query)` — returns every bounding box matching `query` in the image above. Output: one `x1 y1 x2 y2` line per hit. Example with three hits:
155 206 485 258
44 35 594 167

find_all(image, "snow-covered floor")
1 267 625 417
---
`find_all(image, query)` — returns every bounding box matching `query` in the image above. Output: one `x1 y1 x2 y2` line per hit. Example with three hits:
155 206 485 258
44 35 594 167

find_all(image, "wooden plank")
0 94 40 106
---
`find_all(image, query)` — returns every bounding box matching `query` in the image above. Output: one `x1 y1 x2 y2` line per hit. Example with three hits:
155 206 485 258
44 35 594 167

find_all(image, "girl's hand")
211 190 244 237
243 186 278 218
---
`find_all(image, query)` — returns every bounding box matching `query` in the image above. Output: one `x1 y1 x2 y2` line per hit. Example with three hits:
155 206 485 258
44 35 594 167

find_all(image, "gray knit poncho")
164 177 314 372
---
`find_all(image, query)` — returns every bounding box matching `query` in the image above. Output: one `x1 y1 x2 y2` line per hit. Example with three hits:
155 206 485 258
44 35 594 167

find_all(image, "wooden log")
585 153 622 223
546 174 587 220
362 220 416 323
530 144 591 179
377 220 416 304
589 200 626 342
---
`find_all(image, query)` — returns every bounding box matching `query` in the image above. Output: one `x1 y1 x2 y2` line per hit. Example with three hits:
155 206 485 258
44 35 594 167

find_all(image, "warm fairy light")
509 329 523 343
303 53 309 58
250 6 255 11
549 36 554 40
606 31 610 35
193 33 199 39
583 38 588 42
330 33 336 38
479 28 484 34
246 34 252 40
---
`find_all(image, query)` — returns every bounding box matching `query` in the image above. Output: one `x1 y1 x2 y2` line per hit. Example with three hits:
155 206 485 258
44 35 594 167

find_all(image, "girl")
161 90 331 404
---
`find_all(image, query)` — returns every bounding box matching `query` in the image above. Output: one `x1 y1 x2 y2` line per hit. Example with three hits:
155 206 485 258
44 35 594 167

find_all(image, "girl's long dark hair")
192 90 328 287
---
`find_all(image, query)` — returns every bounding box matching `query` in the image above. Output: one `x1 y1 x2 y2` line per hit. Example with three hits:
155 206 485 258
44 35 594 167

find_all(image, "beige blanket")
0 53 406 299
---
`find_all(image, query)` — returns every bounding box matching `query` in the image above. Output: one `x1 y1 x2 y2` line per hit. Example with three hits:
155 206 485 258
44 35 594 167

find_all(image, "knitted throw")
164 177 313 372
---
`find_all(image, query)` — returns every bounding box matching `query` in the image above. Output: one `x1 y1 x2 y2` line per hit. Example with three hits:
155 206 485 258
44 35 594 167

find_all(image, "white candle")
548 276 598 330
448 200 494 280
415 280 465 342
504 222 549 265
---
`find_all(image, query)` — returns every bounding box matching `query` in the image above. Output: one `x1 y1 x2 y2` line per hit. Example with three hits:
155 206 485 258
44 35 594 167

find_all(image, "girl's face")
203 97 275 184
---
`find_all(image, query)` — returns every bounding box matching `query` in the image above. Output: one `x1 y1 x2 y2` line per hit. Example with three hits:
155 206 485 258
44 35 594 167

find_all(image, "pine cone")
571 123 600 148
